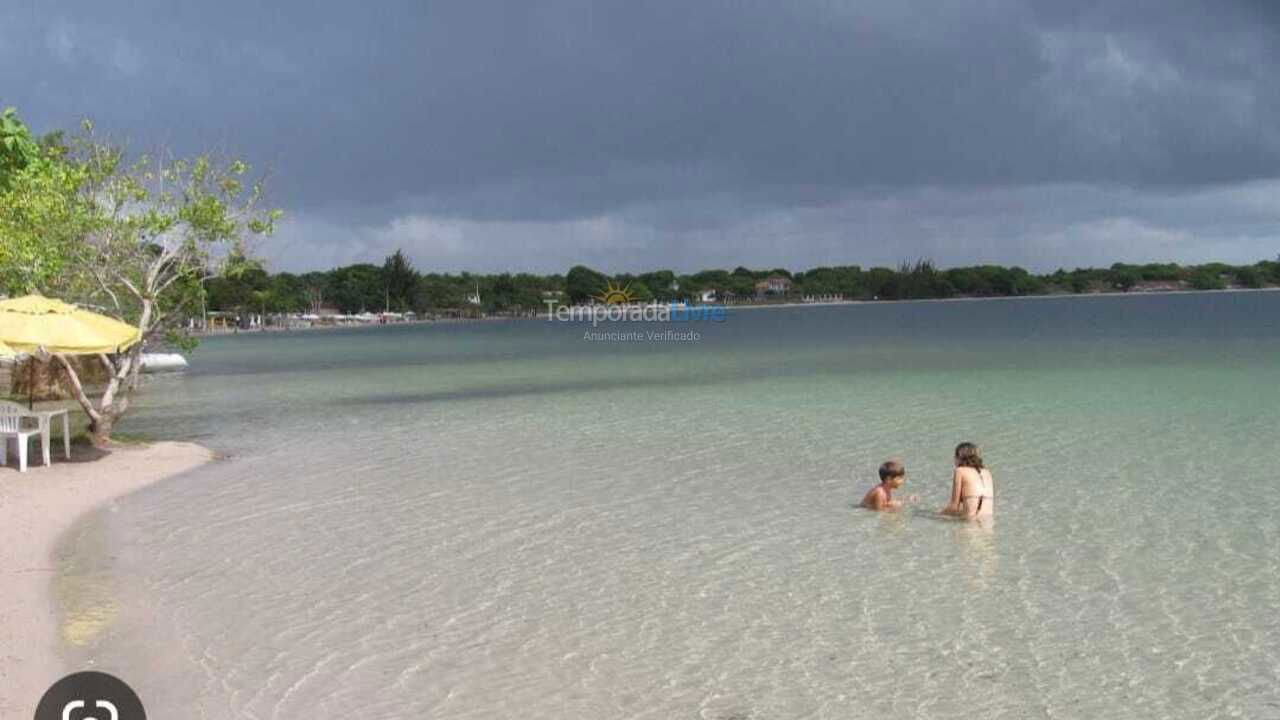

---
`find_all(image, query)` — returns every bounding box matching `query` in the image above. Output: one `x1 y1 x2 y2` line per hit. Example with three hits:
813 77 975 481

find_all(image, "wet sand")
0 441 213 718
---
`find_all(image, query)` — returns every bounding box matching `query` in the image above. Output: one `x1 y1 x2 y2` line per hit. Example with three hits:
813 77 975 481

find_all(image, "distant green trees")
1190 269 1227 290
329 264 384 313
565 265 607 304
200 255 1279 316
382 250 418 311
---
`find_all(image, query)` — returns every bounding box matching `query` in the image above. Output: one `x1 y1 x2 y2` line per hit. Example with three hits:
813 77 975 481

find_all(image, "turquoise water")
62 293 1280 718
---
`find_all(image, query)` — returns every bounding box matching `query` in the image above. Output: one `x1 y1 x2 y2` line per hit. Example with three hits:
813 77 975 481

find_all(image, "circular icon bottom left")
35 671 145 720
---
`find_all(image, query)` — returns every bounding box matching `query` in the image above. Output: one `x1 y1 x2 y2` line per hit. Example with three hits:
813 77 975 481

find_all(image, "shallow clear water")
61 293 1280 719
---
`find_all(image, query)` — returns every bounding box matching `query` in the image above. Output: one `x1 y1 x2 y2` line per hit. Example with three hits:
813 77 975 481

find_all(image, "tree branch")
55 354 102 423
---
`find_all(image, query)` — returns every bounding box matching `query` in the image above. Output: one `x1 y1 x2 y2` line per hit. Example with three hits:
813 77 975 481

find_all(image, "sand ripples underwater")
59 294 1280 718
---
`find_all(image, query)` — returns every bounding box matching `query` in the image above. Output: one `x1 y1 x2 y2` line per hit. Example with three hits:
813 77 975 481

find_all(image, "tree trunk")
89 413 115 448
53 302 150 448
56 352 127 448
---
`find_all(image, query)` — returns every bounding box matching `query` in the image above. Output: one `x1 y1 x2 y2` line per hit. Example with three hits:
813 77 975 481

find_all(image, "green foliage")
329 264 384 313
0 108 94 294
1109 264 1143 291
1259 260 1280 284
0 152 92 294
382 249 419 312
205 256 270 311
0 107 42 189
1136 263 1183 282
1069 272 1094 294
198 254 1280 317
417 273 468 310
1189 269 1227 290
565 265 608 303
637 270 677 300
1233 266 1263 289
0 107 280 444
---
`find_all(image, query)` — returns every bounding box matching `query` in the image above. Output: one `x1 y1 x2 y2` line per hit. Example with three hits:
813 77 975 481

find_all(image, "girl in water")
941 442 993 520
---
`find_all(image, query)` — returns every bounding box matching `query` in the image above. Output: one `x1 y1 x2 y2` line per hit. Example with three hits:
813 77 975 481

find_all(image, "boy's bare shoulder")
861 485 886 509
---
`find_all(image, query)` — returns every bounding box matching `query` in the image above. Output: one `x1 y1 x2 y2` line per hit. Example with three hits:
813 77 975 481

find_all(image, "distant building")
754 275 792 298
699 289 718 303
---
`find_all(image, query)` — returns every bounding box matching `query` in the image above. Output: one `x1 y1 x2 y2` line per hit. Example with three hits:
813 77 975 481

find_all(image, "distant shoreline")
193 286 1280 337
717 285 1280 313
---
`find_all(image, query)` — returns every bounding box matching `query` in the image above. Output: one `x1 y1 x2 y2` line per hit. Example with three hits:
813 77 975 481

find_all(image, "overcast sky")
4 1 1280 273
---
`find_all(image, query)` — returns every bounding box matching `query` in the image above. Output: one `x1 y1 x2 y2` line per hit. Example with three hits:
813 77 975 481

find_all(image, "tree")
565 265 607 303
329 264 382 313
205 256 269 312
488 273 516 310
1233 266 1263 289
0 108 91 295
625 280 653 302
299 271 329 313
1110 264 1143 292
1069 272 1092 294
52 127 279 445
865 267 899 299
267 272 310 313
416 273 466 311
1259 260 1280 284
0 107 42 188
638 270 677 300
382 249 418 311
1189 269 1226 290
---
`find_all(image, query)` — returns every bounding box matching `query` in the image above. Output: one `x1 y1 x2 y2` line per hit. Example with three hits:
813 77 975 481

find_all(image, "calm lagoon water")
59 293 1280 719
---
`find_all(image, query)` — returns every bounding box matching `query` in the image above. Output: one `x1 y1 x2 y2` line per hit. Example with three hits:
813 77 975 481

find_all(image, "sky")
3 0 1280 274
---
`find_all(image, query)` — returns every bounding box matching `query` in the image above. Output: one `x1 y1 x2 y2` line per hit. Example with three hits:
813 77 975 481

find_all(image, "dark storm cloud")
3 1 1279 271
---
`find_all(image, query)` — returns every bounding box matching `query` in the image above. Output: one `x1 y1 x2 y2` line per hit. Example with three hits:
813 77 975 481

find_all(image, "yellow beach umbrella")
0 338 14 357
0 295 141 354
0 295 142 410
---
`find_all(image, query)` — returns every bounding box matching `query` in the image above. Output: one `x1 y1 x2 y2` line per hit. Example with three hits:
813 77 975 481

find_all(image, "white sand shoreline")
0 441 214 718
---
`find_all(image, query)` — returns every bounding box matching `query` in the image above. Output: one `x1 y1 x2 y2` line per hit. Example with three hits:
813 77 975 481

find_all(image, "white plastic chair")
0 402 37 472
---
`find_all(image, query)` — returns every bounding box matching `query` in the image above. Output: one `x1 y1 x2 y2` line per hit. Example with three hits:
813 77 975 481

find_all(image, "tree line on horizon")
206 251 1280 316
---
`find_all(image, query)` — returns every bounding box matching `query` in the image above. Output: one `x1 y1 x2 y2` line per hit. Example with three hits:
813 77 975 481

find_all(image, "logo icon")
60 701 117 720
35 672 145 720
592 281 637 305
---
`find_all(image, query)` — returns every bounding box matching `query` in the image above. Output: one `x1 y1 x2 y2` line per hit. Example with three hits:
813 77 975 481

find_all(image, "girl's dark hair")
954 442 984 469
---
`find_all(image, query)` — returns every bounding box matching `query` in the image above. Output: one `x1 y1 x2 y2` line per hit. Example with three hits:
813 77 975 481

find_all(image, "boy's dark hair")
879 460 905 481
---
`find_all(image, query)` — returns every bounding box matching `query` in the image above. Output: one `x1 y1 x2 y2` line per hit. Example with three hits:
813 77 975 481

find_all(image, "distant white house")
698 289 718 303
754 275 793 298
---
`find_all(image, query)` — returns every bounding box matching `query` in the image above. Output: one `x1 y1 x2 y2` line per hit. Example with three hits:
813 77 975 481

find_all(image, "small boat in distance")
141 353 189 373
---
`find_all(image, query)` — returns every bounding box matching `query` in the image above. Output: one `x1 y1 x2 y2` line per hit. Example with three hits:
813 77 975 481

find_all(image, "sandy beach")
0 440 214 718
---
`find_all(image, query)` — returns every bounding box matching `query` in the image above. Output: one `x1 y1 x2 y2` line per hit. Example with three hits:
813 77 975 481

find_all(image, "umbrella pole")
28 357 34 410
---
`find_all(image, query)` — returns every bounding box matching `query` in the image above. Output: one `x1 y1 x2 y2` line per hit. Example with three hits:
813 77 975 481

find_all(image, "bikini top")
960 468 992 512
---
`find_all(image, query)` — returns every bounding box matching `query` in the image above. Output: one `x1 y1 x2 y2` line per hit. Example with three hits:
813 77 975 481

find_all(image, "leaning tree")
51 124 279 445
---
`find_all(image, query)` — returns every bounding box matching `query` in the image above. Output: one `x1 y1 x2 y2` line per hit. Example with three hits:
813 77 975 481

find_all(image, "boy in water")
861 460 911 511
